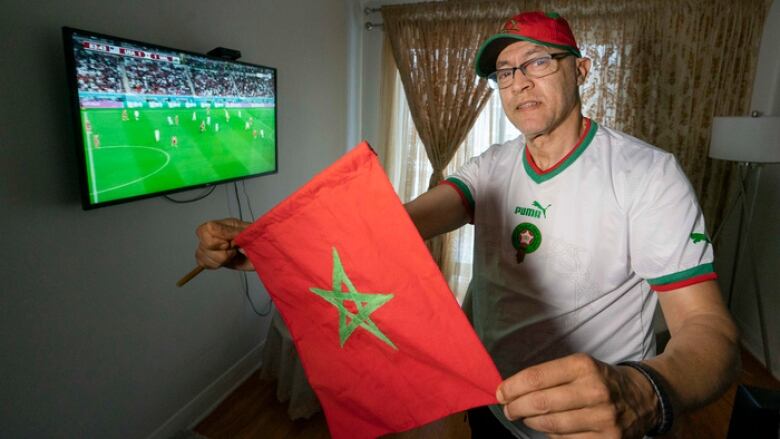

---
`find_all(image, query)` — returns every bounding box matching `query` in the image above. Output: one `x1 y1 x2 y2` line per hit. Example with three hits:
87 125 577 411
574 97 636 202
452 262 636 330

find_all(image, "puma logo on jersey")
532 201 551 218
515 201 551 219
690 232 711 244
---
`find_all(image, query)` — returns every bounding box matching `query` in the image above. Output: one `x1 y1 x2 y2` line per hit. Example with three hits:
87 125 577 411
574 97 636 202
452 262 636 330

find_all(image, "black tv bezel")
62 26 279 210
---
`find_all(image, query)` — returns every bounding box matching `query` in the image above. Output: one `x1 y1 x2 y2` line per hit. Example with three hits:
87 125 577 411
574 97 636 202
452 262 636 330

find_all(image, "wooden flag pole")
177 266 204 287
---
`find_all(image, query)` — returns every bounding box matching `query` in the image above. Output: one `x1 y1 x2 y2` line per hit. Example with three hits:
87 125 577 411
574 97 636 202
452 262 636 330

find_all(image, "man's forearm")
643 311 740 414
404 184 469 240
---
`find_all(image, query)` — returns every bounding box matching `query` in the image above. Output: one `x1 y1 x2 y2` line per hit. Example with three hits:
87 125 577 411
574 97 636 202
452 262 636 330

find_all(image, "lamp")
710 115 780 162
709 112 780 372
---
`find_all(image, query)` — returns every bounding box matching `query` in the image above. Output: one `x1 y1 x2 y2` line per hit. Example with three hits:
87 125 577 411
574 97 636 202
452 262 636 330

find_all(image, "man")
194 11 738 439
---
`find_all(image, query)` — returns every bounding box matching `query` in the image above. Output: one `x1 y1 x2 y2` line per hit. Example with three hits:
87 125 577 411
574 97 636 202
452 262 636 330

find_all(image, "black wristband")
617 361 673 436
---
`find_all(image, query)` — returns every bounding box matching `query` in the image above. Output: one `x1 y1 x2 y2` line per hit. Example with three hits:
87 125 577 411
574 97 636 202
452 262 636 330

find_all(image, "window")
385 72 520 300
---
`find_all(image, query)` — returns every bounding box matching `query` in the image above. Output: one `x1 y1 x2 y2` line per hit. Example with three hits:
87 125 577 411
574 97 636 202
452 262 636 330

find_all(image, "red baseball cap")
475 11 581 78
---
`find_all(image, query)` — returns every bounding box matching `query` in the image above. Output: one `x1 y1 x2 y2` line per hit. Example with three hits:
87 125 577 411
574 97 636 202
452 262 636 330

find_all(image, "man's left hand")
496 353 659 438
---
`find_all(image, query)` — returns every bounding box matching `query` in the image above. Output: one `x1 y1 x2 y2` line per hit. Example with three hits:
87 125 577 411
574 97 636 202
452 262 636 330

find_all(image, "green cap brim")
474 34 582 78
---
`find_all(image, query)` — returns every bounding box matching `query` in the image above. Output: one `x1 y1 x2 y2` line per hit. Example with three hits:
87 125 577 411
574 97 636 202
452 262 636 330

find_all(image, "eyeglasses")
487 52 574 90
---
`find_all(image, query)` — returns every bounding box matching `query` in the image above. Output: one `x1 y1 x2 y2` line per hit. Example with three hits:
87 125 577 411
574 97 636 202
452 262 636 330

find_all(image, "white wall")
0 0 347 437
719 0 780 379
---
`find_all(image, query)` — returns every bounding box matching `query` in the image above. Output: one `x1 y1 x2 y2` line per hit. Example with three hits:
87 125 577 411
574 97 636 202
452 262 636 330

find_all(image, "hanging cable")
163 185 216 203
240 180 257 220
232 182 244 220
233 181 272 316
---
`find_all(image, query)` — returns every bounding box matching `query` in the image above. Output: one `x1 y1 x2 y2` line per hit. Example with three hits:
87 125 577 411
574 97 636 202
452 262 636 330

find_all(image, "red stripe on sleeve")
651 273 718 292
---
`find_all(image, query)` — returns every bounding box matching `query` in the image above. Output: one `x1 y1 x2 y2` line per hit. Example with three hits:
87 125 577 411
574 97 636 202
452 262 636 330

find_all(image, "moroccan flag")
235 142 501 438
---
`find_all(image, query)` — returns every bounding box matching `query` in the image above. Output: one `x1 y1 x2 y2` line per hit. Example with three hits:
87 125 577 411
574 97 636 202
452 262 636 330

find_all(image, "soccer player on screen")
121 109 129 122
200 120 206 133
133 110 140 121
92 134 100 149
171 135 178 147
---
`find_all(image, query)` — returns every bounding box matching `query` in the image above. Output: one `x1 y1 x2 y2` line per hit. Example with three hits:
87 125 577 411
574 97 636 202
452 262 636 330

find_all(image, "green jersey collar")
523 118 598 184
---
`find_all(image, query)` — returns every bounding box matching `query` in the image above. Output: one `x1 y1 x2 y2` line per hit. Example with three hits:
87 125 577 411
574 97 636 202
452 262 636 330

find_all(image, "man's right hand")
195 218 254 271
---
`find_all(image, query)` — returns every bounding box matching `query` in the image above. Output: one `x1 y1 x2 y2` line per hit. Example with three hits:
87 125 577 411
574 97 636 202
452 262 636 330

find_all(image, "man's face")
496 41 590 139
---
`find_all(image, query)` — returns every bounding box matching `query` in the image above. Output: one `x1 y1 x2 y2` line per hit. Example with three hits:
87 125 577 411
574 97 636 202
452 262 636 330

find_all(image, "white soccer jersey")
444 118 715 438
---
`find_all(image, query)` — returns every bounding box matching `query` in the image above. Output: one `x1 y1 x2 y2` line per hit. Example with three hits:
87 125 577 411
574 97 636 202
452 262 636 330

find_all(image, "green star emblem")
309 248 397 350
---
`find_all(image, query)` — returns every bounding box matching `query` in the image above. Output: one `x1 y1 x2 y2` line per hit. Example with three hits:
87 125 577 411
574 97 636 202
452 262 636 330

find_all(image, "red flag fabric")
235 142 501 438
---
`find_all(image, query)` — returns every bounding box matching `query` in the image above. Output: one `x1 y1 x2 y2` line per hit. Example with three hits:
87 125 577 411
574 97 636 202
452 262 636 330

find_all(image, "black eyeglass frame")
487 52 574 89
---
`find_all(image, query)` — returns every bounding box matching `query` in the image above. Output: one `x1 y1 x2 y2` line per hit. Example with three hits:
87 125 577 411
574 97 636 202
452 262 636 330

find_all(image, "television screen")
62 27 278 209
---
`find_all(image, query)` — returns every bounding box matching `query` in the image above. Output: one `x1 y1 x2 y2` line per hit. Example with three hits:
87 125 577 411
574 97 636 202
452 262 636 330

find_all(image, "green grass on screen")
80 106 276 204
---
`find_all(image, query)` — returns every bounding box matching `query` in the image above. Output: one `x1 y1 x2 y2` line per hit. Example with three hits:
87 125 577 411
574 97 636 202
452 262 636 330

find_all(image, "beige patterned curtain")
382 0 768 239
381 3 497 265
550 0 769 231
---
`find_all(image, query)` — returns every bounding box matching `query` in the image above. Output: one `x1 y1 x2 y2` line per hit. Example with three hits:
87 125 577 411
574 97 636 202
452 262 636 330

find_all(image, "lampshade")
709 116 780 163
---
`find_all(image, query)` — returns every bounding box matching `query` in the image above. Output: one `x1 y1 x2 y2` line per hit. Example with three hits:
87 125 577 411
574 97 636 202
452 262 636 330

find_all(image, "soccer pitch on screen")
80 106 275 205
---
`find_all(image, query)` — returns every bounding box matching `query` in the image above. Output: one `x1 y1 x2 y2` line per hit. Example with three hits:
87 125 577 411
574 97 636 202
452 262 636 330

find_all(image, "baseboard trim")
146 342 265 439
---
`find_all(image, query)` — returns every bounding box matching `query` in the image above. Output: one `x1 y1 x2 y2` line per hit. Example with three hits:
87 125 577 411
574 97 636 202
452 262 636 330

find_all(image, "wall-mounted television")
62 27 278 209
